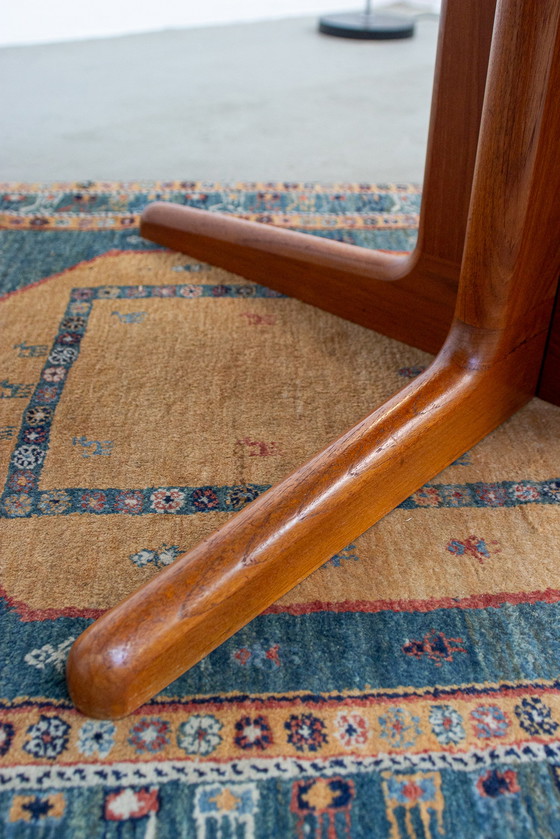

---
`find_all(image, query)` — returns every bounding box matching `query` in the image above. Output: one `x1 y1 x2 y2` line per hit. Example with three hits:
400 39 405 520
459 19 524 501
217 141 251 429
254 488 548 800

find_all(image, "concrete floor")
0 13 439 184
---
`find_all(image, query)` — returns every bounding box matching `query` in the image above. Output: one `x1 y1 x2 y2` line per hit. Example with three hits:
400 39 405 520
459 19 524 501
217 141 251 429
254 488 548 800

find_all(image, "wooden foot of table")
139 0 497 355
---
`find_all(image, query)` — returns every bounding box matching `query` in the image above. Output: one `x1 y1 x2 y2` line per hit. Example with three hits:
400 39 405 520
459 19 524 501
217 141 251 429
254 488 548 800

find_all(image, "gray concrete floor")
0 13 439 183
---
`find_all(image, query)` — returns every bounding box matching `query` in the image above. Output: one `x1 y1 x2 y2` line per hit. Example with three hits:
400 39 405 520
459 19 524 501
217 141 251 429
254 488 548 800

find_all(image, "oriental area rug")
1 181 560 839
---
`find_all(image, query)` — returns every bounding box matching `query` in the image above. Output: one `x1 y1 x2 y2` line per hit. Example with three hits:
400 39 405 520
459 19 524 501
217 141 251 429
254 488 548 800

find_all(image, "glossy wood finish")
140 0 497 354
67 338 543 720
67 0 560 719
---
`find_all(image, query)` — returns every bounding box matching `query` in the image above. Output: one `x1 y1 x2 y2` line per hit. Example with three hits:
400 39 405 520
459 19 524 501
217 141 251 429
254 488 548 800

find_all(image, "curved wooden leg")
66 332 547 720
67 0 560 719
140 0 497 354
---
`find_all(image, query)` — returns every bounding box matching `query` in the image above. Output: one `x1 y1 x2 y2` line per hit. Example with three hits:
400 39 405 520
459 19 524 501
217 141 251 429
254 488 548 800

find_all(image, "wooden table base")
139 0 498 356
67 0 560 719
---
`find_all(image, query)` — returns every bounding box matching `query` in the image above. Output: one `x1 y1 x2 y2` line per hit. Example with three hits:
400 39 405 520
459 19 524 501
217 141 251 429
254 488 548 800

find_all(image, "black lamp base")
318 11 416 39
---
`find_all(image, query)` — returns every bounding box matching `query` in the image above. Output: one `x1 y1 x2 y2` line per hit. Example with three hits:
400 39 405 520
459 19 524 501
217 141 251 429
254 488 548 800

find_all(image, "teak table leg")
67 0 560 719
140 0 497 354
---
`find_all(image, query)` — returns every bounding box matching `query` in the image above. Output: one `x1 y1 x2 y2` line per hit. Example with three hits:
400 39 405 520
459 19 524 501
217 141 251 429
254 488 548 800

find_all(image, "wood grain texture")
67 0 560 718
140 206 455 353
140 0 497 354
67 331 546 719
